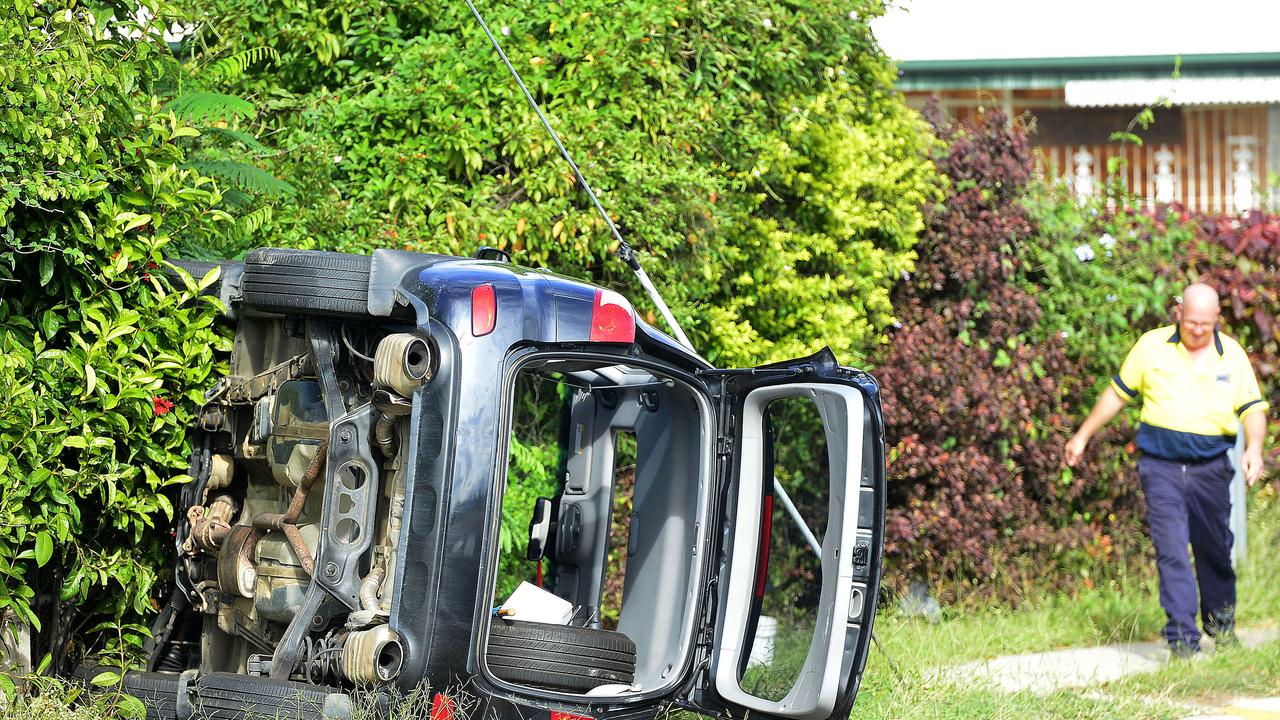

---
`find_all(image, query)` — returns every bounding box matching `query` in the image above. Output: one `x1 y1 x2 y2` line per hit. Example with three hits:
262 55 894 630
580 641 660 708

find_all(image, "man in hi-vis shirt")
1064 283 1267 658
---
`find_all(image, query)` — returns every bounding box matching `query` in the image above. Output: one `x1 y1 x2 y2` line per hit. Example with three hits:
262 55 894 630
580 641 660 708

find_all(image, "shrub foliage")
172 0 942 366
884 106 1280 599
878 109 1149 597
0 0 231 671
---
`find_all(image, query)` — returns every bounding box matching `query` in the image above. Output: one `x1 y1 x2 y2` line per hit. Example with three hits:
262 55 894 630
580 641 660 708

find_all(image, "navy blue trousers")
1138 454 1237 649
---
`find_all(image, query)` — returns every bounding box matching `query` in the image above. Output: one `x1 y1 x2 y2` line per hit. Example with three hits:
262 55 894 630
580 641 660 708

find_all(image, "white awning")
1065 77 1280 107
872 0 1280 62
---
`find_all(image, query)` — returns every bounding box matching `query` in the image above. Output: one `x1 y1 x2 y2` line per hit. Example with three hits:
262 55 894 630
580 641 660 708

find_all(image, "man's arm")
1064 385 1128 466
1241 410 1266 486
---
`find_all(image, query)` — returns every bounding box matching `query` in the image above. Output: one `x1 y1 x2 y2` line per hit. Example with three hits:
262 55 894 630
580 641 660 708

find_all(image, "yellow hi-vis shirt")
1112 324 1268 462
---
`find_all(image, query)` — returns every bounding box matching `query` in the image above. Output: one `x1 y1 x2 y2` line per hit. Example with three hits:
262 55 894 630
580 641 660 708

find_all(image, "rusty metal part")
279 524 314 576
374 412 397 459
185 495 239 554
217 525 262 599
210 354 310 406
192 579 220 613
250 439 329 576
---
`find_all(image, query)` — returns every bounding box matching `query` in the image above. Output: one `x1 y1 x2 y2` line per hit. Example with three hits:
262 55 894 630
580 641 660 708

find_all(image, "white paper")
499 581 574 625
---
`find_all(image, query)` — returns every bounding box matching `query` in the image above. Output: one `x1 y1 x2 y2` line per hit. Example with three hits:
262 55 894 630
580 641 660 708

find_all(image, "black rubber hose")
146 589 190 672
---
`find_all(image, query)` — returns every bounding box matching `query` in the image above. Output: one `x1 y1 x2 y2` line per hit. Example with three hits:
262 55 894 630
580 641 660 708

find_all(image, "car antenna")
461 0 696 352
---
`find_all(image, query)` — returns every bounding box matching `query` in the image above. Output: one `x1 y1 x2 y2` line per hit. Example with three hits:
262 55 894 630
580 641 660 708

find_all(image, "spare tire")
241 248 371 318
487 620 637 692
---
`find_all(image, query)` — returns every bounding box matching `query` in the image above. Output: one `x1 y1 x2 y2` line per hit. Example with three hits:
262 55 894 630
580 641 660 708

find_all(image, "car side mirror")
475 246 511 263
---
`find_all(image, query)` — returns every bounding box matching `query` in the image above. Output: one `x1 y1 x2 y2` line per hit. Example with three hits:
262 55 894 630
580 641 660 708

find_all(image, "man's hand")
1241 446 1265 486
1065 386 1126 468
1064 433 1089 467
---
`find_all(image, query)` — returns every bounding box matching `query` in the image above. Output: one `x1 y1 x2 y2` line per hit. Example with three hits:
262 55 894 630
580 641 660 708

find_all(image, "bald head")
1178 282 1220 352
1183 283 1220 315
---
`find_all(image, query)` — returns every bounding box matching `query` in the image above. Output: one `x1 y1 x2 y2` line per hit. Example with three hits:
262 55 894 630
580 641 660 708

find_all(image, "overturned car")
127 247 885 720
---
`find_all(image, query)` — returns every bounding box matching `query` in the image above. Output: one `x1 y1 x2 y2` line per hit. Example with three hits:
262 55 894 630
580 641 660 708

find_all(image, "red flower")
152 396 175 416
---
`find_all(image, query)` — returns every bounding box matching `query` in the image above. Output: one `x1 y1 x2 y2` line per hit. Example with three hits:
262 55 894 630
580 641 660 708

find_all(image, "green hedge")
173 0 943 367
1 0 231 674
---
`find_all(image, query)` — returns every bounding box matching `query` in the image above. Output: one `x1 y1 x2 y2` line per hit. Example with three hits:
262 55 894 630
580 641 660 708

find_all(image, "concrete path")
937 627 1277 694
1185 697 1280 720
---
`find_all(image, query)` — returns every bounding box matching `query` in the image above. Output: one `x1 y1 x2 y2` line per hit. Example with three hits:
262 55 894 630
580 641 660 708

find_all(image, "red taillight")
472 284 496 336
589 289 635 343
551 713 593 720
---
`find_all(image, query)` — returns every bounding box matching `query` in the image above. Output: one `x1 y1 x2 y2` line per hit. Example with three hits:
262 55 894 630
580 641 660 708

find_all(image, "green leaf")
155 493 173 520
117 693 147 719
0 672 13 703
123 214 152 233
203 46 279 83
202 126 271 154
34 531 52 567
190 160 296 198
199 266 222 291
39 252 53 285
39 310 60 339
167 92 257 123
234 205 273 237
90 670 121 687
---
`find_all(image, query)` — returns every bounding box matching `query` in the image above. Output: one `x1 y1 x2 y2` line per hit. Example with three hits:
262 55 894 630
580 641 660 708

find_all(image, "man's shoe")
1212 630 1242 651
1169 642 1200 660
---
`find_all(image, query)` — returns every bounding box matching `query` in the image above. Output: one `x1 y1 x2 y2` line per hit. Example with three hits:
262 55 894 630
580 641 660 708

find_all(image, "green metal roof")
896 52 1280 91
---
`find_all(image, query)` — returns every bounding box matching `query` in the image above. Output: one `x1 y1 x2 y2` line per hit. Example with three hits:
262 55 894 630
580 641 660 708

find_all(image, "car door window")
738 395 829 701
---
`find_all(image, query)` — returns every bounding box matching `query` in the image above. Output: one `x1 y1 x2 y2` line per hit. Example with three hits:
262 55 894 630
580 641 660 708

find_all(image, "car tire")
191 672 350 720
241 248 371 318
75 669 181 720
486 620 637 691
119 671 181 720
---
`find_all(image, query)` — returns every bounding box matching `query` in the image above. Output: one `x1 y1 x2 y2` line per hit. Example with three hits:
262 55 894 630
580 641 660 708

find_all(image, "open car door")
685 348 885 720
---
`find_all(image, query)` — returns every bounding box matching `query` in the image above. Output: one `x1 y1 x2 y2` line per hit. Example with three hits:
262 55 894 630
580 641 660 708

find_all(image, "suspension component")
342 625 403 684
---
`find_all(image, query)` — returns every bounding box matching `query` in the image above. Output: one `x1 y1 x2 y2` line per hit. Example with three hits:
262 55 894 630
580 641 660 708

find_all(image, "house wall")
903 89 1277 213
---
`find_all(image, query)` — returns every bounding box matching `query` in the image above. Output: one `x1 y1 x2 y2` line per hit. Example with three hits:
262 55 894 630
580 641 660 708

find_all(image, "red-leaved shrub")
879 108 1147 598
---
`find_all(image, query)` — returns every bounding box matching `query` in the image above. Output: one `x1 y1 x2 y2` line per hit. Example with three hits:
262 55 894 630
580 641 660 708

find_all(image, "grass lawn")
1106 639 1280 705
849 486 1280 717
